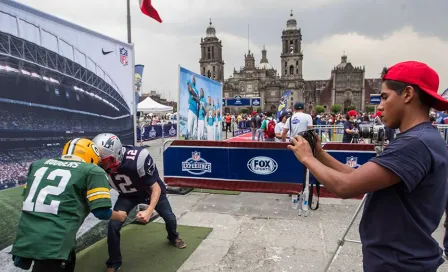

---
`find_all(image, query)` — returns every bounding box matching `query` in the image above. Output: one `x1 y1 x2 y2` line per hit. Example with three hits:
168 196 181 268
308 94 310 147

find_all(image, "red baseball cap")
373 111 382 118
347 110 357 117
382 61 448 111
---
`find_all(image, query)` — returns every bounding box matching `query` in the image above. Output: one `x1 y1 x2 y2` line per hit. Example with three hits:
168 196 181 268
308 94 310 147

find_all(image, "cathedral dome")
286 10 297 30
336 53 348 68
206 19 216 38
256 62 274 70
256 46 274 70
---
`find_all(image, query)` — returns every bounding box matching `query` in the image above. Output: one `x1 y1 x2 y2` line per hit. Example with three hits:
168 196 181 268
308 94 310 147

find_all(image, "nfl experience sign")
178 66 223 141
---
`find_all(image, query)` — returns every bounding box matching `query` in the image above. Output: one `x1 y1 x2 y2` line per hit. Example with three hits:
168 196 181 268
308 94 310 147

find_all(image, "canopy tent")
137 97 173 113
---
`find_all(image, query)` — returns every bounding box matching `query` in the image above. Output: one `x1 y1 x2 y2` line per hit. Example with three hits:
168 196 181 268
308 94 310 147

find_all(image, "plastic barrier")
163 140 375 195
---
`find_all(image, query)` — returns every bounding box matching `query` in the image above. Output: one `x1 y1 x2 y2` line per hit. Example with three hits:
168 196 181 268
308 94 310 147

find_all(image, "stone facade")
199 13 382 114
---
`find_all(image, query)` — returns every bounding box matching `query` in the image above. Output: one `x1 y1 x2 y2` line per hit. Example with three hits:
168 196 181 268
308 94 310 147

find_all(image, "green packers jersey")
12 158 112 260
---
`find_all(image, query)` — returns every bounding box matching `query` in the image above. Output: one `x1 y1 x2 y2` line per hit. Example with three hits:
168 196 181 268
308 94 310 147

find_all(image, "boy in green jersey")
11 138 127 272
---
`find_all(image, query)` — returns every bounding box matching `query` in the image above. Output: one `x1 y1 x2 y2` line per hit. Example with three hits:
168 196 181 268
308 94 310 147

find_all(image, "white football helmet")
92 133 124 174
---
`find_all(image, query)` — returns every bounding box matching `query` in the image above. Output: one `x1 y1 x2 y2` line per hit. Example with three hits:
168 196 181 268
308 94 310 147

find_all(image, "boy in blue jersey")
197 88 207 140
206 96 215 140
186 77 199 140
92 133 186 272
289 61 448 272
214 98 221 140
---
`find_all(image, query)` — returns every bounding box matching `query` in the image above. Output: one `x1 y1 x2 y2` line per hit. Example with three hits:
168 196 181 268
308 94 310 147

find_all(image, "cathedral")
199 12 382 114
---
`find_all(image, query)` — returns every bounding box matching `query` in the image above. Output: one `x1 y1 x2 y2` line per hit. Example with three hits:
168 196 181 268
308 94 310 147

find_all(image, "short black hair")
266 111 273 117
381 67 434 107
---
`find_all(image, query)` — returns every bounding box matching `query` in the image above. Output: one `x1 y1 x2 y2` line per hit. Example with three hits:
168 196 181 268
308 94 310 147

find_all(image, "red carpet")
226 132 258 142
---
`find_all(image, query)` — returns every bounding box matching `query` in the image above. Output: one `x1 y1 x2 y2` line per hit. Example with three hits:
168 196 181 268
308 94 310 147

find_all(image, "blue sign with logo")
164 145 376 184
251 98 261 107
226 95 251 106
370 94 381 105
137 124 177 141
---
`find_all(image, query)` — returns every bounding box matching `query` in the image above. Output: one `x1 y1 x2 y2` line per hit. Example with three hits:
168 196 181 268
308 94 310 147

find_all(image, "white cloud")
12 0 448 99
301 26 448 93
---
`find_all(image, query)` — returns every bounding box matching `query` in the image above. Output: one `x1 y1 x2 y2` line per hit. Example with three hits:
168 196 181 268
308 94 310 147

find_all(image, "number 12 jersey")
12 158 112 260
108 146 167 199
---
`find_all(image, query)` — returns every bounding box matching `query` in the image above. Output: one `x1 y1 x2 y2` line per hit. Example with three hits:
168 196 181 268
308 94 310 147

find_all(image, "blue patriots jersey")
108 146 167 199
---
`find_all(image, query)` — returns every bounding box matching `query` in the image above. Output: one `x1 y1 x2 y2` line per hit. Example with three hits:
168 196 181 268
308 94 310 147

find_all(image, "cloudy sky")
16 0 448 100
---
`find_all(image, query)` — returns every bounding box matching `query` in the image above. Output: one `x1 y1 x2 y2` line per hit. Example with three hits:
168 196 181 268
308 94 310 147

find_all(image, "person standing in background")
260 111 276 142
275 112 290 142
282 102 313 142
225 113 232 133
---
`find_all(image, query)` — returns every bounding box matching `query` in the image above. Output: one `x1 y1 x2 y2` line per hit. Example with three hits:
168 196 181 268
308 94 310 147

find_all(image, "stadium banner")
134 64 145 112
0 0 135 192
178 66 223 141
276 90 291 120
137 124 177 141
163 141 376 195
0 1 136 267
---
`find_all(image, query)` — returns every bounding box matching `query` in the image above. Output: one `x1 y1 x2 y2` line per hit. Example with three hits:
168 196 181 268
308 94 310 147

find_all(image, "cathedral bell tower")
280 11 303 79
199 19 225 82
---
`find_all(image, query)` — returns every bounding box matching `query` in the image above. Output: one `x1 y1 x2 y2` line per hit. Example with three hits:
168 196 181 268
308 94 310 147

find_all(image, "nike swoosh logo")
102 49 113 55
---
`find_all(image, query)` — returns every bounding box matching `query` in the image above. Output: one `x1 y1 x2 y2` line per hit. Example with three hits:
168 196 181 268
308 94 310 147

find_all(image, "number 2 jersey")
12 158 112 260
108 145 167 199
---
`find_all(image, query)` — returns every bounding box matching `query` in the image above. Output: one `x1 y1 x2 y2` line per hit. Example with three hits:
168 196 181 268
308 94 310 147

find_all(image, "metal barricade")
312 124 448 144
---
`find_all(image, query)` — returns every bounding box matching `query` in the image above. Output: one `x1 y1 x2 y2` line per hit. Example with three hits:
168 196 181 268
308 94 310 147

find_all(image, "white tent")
137 97 173 113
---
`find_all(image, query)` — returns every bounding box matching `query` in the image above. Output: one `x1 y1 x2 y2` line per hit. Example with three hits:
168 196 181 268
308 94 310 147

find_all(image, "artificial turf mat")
75 222 213 272
192 188 241 195
0 186 23 250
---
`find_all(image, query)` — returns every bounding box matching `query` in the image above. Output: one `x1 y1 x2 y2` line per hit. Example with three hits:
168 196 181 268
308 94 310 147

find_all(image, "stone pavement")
147 137 448 272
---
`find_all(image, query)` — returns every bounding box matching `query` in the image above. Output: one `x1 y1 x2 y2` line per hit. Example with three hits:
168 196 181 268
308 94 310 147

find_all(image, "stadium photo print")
2 1 448 272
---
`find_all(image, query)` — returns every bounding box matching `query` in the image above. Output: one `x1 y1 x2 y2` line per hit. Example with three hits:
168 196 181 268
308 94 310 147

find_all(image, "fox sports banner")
178 66 223 141
0 0 135 191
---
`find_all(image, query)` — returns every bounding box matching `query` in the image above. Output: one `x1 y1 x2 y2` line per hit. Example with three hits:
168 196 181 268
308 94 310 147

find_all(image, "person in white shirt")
275 111 290 142
282 102 313 142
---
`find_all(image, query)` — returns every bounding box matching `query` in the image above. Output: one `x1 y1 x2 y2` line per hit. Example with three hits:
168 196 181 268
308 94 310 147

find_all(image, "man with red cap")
289 61 448 271
342 110 359 143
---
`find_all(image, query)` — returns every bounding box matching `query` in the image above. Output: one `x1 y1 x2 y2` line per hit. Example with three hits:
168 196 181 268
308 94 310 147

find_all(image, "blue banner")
277 90 291 120
226 96 251 106
233 128 251 137
370 94 381 105
164 145 376 184
137 124 177 141
251 97 261 107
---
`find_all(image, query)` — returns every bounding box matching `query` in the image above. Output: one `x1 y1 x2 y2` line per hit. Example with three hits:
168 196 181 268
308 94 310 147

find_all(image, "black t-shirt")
109 146 167 200
342 121 356 143
360 122 448 271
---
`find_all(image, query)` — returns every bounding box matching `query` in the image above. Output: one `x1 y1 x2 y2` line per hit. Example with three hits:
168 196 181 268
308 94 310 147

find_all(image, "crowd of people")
0 147 61 189
0 109 132 132
223 107 448 144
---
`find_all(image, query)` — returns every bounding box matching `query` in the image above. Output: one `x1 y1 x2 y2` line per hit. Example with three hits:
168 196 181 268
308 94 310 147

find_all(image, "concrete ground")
148 135 448 272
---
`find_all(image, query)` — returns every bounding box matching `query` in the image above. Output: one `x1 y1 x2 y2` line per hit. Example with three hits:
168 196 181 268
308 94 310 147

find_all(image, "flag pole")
127 0 132 43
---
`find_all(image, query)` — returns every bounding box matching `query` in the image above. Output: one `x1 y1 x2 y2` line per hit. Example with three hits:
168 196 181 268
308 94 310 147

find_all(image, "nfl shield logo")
346 156 358 168
119 47 128 66
192 152 200 161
